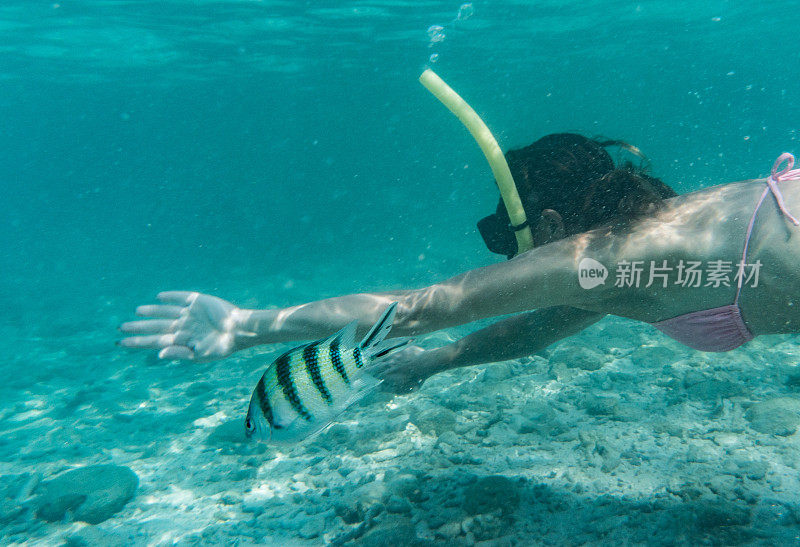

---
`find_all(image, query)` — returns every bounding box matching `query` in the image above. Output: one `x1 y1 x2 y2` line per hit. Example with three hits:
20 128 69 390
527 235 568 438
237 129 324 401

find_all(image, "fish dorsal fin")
359 302 397 350
325 319 358 349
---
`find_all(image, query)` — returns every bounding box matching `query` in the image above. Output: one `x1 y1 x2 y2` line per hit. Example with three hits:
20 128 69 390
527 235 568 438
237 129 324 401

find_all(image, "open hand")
118 291 244 362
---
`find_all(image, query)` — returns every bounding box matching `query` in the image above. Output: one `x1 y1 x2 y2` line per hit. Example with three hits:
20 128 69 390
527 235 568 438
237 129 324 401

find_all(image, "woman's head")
477 133 676 257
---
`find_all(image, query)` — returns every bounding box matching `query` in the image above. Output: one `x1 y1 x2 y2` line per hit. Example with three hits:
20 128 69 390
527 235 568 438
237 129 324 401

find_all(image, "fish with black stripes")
244 303 408 443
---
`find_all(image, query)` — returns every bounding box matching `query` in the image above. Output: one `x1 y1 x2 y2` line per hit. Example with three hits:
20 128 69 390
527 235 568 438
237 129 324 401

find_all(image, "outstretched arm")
374 306 604 391
119 234 604 361
240 239 588 341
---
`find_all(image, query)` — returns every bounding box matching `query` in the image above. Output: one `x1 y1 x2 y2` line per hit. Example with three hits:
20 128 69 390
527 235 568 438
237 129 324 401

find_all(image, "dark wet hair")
477 133 676 257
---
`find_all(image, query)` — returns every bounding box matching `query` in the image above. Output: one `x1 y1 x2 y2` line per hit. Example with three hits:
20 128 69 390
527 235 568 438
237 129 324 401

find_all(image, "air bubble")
429 53 440 63
457 3 474 21
427 25 446 44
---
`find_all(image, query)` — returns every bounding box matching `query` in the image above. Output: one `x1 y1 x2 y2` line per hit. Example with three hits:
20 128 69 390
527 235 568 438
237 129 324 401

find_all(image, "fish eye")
245 416 255 432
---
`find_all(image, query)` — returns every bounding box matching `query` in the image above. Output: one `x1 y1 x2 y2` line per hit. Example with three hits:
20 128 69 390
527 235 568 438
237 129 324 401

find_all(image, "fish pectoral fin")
270 415 326 444
271 375 383 444
321 374 383 419
340 374 383 409
354 373 382 392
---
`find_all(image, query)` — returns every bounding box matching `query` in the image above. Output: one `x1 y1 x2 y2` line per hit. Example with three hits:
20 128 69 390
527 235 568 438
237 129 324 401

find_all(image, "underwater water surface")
2 0 800 544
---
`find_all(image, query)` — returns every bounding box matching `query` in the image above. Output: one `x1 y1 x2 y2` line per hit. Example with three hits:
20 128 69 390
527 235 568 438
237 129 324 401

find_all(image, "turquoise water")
3 1 800 544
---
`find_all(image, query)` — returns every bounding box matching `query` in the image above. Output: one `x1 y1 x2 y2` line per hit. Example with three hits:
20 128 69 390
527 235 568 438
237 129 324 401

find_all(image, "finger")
119 319 175 335
157 291 200 306
117 334 176 349
135 305 184 319
158 346 194 360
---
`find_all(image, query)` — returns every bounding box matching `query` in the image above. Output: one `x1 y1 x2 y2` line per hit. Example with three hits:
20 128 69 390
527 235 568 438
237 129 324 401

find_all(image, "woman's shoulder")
658 178 765 217
585 179 766 261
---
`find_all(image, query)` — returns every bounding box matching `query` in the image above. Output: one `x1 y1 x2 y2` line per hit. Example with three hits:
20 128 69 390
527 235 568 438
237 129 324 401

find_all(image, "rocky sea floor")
4 298 800 545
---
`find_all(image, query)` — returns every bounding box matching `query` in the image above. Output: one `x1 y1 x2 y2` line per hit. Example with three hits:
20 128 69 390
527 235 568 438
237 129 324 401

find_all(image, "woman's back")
550 177 800 334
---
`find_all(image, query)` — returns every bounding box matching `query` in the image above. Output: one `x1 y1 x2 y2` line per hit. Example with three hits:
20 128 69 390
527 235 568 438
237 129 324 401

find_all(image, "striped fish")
244 303 408 443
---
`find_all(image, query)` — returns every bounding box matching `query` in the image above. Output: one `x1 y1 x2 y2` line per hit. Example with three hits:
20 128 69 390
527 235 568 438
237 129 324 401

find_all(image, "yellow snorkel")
419 69 534 255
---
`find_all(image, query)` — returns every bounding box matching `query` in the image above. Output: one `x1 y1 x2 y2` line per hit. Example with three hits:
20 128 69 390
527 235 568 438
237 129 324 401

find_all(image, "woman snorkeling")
380 133 677 390
119 134 672 375
119 138 800 392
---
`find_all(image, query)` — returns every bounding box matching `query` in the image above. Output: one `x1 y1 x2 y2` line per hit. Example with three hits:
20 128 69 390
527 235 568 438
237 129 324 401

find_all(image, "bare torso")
511 178 800 335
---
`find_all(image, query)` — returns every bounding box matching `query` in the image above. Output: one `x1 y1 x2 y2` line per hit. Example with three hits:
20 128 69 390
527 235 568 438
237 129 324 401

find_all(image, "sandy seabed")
3 293 800 546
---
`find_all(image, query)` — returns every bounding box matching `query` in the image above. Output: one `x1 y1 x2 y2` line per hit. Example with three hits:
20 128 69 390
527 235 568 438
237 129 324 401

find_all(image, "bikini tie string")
766 152 800 226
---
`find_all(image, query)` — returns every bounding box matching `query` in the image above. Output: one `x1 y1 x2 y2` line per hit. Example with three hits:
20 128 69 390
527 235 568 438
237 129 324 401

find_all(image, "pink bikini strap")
766 152 800 225
734 153 800 304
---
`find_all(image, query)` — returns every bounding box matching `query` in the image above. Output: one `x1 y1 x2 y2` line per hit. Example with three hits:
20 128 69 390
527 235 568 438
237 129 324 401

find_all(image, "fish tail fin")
359 302 411 360
370 338 411 360
359 302 398 350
